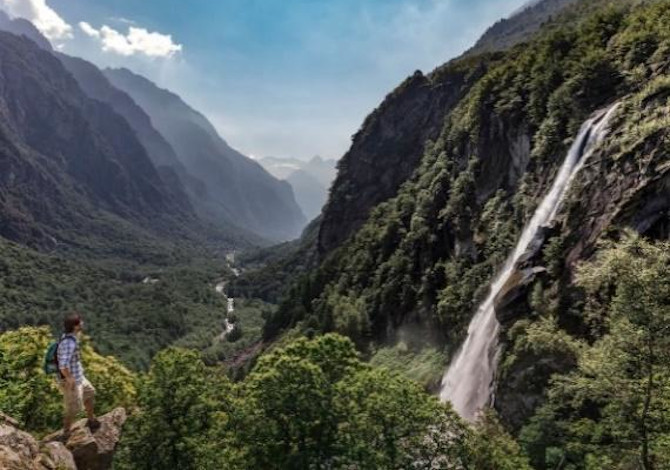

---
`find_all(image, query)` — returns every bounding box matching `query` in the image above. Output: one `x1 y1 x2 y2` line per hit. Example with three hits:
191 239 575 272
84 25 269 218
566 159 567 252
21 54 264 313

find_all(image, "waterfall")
439 104 620 422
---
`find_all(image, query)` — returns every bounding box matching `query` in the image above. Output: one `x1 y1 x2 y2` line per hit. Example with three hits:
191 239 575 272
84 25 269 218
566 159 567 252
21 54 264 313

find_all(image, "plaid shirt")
57 334 84 384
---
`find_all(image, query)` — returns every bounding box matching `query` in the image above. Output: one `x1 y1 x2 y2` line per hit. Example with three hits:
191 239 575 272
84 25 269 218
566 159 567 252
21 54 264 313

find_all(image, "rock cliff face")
318 62 488 255
0 409 126 470
494 89 670 429
104 68 306 242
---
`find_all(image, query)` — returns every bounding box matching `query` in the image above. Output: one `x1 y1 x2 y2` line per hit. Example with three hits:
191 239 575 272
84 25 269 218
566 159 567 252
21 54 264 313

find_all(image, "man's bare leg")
82 380 101 431
84 395 95 420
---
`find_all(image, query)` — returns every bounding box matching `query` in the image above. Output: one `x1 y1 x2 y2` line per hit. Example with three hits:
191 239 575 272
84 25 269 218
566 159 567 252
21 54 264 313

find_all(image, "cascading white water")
439 104 620 422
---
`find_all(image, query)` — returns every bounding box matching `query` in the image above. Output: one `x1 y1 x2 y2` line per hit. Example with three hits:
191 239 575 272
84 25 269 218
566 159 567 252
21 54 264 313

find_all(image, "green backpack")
43 340 61 375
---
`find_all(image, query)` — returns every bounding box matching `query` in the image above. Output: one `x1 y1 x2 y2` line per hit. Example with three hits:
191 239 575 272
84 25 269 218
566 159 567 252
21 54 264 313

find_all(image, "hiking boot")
86 418 101 433
50 429 71 444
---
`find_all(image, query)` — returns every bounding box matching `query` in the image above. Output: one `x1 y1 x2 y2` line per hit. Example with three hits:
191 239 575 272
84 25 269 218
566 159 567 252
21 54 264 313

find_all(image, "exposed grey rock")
37 442 76 470
43 408 127 470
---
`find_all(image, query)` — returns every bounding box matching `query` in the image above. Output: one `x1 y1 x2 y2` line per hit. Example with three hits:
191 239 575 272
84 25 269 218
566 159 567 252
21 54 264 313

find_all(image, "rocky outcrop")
0 408 127 470
47 408 127 470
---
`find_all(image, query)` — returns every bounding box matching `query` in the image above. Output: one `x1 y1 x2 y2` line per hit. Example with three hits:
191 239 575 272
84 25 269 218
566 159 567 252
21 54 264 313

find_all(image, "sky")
1 0 532 160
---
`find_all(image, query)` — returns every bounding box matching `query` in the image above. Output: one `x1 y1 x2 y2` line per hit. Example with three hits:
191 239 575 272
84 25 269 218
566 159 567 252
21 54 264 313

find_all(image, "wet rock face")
490 106 670 429
475 115 533 204
0 408 126 470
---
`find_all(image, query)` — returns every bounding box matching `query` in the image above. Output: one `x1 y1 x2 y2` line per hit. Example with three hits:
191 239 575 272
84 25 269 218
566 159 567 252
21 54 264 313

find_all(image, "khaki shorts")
59 377 95 422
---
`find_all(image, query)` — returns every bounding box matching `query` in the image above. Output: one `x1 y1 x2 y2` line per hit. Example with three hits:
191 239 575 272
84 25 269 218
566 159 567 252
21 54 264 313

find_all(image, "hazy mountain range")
259 156 337 221
0 9 306 246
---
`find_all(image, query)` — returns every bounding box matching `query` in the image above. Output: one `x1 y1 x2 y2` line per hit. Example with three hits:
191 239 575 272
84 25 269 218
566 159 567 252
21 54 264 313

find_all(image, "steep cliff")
270 0 669 433
318 61 489 255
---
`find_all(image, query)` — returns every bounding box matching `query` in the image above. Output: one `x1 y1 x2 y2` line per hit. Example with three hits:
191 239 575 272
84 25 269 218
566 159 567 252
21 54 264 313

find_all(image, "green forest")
2 234 667 468
0 0 669 469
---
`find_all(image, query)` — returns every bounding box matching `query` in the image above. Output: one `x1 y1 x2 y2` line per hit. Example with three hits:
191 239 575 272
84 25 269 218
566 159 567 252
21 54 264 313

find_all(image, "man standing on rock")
58 313 101 436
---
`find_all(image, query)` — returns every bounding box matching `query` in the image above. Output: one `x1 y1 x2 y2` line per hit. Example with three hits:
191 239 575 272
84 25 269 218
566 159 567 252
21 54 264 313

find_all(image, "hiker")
57 313 100 435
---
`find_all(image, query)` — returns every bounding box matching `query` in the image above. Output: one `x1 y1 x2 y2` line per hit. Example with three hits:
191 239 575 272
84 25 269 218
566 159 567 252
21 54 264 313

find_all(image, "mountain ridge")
104 67 307 242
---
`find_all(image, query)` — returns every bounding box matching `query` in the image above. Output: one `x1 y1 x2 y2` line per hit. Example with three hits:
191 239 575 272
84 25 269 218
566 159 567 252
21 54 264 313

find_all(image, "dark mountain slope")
104 68 306 242
464 0 578 57
54 53 208 215
57 54 182 170
0 9 52 51
0 31 201 254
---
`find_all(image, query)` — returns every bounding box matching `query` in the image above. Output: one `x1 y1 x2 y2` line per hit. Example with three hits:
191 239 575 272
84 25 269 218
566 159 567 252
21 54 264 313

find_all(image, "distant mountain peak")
0 9 52 51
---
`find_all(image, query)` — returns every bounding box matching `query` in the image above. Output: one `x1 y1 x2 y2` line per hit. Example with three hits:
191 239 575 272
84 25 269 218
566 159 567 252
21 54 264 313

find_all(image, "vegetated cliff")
104 68 307 242
318 62 489 255
463 0 578 57
316 0 594 258
269 0 669 436
0 31 206 255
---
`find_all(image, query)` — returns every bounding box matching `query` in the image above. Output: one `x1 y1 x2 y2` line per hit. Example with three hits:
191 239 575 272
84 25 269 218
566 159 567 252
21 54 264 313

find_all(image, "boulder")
0 415 39 468
44 408 127 470
0 413 73 470
37 442 76 470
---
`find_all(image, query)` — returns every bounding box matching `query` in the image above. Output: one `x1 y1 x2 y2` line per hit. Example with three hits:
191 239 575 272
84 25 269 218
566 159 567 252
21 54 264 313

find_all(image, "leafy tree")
521 234 670 469
114 347 232 470
467 412 532 470
332 366 471 469
230 334 361 469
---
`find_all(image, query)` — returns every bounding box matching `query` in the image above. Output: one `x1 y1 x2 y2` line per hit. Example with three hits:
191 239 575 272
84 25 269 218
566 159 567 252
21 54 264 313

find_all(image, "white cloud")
79 21 99 39
0 0 72 40
109 17 136 26
79 22 182 58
